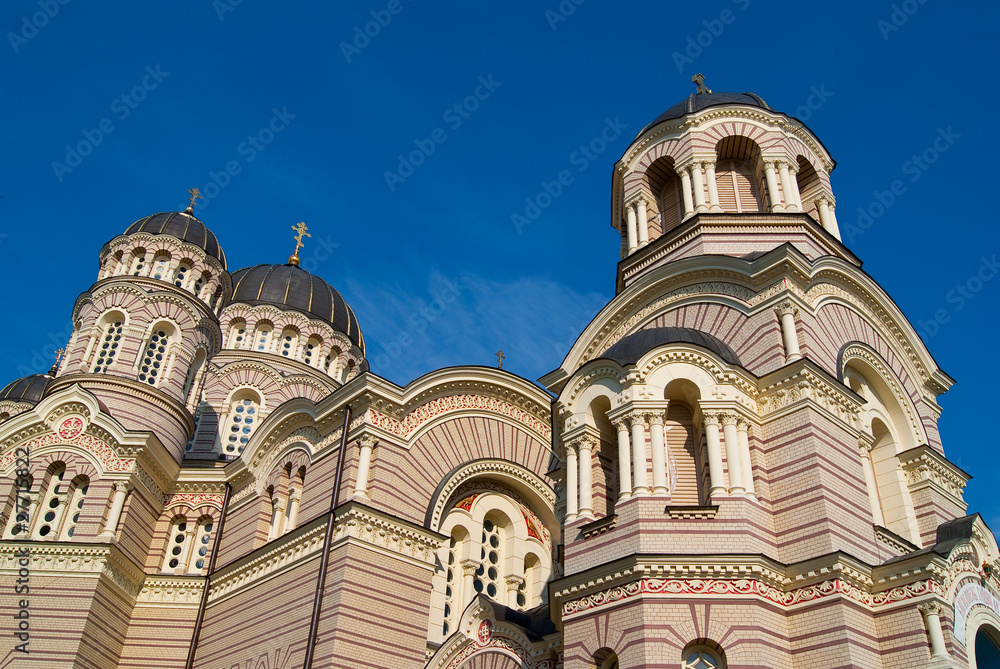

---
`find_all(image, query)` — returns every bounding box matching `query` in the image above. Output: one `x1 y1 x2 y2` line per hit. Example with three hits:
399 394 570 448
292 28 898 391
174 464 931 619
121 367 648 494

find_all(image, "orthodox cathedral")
2 80 1000 669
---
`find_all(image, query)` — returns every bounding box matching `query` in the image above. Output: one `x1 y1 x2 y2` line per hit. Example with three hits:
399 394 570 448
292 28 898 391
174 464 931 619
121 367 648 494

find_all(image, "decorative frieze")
367 394 552 441
757 364 862 427
898 444 969 502
136 576 205 605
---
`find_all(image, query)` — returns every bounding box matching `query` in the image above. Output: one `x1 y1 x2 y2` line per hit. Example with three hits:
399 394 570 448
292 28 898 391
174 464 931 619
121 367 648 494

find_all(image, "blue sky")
2 2 998 526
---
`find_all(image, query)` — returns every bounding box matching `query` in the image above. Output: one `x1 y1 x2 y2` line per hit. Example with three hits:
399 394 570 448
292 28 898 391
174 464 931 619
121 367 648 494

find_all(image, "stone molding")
840 342 926 439
136 576 206 606
665 505 720 520
0 542 145 600
367 393 552 442
757 363 862 427
898 444 969 503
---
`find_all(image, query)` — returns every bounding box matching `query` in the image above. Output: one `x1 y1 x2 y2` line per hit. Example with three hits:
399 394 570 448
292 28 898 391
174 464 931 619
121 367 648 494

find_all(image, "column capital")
646 412 664 426
699 159 716 170
567 434 597 452
858 435 876 455
701 412 720 428
613 418 630 433
774 300 798 317
720 412 739 427
562 439 578 457
359 434 379 449
460 559 480 577
504 575 525 591
112 481 133 494
736 417 751 432
626 410 649 426
918 601 943 617
287 488 300 503
763 159 780 170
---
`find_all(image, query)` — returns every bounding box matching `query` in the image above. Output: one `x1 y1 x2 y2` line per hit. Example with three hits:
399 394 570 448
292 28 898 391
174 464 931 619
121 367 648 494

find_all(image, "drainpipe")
185 482 232 669
303 404 352 669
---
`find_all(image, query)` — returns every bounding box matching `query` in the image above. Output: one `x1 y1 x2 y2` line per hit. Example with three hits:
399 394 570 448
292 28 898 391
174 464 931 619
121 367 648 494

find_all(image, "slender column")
827 200 842 240
690 164 707 213
614 420 632 501
99 481 132 540
285 488 301 531
679 168 695 218
177 527 198 573
630 414 649 496
764 161 784 212
787 165 803 210
737 419 756 498
460 560 478 605
625 203 638 254
636 197 649 247
817 196 836 234
565 442 579 520
918 602 949 659
268 497 285 540
859 440 885 526
648 411 668 495
704 161 722 211
353 435 378 501
721 413 745 495
775 301 802 362
778 162 799 212
578 437 595 518
703 413 726 497
505 575 525 609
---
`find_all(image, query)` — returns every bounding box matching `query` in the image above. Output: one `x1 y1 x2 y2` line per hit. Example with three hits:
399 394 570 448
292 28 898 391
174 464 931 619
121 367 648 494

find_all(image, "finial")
496 350 505 369
185 187 203 214
288 222 311 266
49 347 66 376
692 73 711 95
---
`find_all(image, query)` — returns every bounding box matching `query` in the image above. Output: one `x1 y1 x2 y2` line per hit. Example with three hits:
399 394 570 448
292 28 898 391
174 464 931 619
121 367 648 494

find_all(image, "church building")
2 80 999 668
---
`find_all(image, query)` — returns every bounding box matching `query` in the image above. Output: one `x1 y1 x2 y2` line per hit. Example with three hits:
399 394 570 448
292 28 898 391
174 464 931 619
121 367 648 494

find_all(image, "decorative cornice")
899 444 969 503
666 505 720 520
0 542 146 599
757 364 862 427
578 514 617 539
367 394 552 442
136 576 205 605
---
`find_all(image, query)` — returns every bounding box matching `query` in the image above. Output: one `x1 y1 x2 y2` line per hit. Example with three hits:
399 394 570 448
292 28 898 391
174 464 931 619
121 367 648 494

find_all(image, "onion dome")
230 264 364 353
0 374 53 405
124 211 226 269
601 327 741 367
640 91 770 135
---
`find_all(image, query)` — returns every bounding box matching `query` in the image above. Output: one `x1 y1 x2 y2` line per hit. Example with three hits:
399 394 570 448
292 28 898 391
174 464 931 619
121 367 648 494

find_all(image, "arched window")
682 641 726 669
191 518 213 572
278 328 299 358
34 466 67 539
593 649 619 669
183 348 207 403
193 272 210 298
977 625 1000 667
644 156 682 239
138 326 173 386
325 347 341 376
162 516 189 571
151 253 170 281
714 135 765 213
104 250 124 279
91 317 124 373
795 155 823 221
174 260 193 288
131 249 147 276
227 320 247 349
224 392 261 455
186 404 203 453
303 337 322 367
60 476 88 539
475 514 506 601
254 322 273 353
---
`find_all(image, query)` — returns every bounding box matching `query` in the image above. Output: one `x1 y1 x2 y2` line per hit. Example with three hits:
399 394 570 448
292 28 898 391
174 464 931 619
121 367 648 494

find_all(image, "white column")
460 560 478 605
703 413 726 497
286 488 301 530
860 441 885 526
775 301 802 362
625 203 638 254
787 165 803 210
737 419 756 499
506 575 525 609
353 436 377 501
764 161 784 213
99 481 132 540
578 437 594 518
636 197 649 247
690 164 707 213
828 200 842 240
679 168 695 218
778 162 799 212
268 497 285 540
918 602 949 660
721 413 745 495
565 442 579 520
649 412 668 495
177 527 198 573
704 161 722 211
630 414 649 496
817 196 836 235
615 420 632 501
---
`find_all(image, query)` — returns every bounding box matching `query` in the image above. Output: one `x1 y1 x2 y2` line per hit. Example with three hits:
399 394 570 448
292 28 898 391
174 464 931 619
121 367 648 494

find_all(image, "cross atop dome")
288 221 311 266
692 73 711 94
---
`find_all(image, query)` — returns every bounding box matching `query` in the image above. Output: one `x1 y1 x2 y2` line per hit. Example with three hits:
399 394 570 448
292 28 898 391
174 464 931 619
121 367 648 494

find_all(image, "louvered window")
715 159 762 213
659 178 683 233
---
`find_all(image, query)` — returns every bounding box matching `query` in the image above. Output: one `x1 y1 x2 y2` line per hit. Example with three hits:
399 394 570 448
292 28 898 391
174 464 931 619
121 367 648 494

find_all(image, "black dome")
230 264 364 353
641 92 771 135
124 212 226 268
0 374 53 404
600 327 741 367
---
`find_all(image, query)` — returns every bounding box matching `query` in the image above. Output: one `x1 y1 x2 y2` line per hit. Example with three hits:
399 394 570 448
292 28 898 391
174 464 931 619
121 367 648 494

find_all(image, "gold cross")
692 73 711 94
496 350 505 369
187 187 203 211
54 348 65 364
291 222 311 257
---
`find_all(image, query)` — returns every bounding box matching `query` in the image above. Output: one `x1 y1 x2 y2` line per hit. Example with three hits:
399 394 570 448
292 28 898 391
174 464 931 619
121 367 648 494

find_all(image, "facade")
2 85 1000 669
